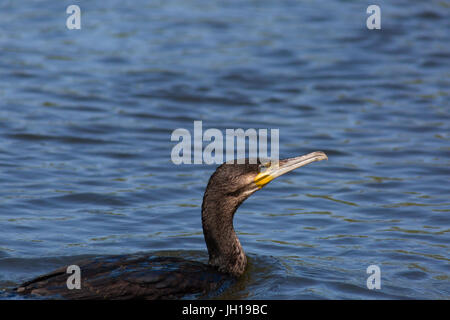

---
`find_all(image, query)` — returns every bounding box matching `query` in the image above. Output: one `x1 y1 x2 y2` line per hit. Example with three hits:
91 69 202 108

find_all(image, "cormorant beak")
254 151 328 188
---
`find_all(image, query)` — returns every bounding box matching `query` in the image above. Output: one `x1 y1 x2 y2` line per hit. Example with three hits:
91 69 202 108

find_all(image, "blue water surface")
0 0 449 299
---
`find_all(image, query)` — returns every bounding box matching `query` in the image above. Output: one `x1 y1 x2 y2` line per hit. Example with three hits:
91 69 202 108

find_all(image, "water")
0 0 449 299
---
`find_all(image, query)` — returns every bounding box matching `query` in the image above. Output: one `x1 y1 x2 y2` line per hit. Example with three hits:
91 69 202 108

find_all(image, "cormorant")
14 151 327 299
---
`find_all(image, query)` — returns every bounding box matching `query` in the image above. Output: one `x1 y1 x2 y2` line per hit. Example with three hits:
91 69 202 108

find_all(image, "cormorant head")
202 151 328 276
204 151 328 206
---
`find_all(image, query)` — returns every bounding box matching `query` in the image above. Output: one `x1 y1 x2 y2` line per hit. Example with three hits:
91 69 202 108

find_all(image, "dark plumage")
16 255 229 299
14 152 327 299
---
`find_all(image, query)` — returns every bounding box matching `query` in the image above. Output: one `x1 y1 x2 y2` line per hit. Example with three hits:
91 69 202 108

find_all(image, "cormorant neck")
201 192 247 277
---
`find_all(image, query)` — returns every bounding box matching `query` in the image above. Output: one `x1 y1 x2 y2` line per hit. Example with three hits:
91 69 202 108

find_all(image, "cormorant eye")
259 161 271 173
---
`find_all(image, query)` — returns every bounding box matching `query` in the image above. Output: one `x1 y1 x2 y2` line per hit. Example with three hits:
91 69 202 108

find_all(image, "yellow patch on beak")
254 172 274 188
